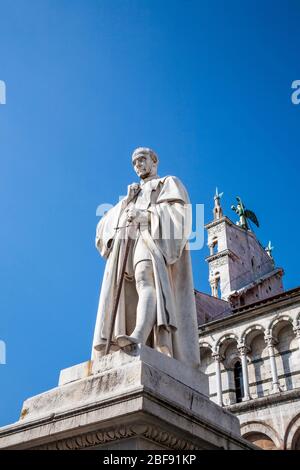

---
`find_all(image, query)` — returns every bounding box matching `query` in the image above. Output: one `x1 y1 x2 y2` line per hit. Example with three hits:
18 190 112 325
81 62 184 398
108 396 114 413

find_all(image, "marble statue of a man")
92 147 200 369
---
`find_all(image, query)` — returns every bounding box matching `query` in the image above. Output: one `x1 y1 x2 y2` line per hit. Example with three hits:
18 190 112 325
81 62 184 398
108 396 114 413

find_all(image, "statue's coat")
92 176 200 368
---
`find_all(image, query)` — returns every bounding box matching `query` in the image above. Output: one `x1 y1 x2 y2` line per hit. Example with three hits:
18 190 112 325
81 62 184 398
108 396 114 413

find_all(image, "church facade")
197 192 300 450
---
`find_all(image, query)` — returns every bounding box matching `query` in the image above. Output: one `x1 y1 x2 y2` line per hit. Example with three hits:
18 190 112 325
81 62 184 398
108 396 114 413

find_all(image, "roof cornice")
205 248 239 263
198 286 300 334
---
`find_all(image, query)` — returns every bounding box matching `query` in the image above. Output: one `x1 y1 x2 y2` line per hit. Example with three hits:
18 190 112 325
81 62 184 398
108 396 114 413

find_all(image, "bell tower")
205 191 284 307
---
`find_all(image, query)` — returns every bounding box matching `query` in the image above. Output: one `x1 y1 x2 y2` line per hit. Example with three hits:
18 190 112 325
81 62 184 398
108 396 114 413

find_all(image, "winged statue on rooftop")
231 196 259 231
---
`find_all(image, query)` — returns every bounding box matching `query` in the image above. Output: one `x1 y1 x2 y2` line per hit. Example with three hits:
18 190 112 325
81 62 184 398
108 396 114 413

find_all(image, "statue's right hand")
127 183 140 199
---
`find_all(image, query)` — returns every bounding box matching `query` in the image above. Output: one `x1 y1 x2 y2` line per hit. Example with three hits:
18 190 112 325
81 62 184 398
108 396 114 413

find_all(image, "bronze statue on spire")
231 196 259 230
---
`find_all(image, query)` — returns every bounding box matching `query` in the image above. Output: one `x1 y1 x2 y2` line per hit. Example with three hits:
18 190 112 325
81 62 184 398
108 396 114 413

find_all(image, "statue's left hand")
126 208 148 224
126 208 136 223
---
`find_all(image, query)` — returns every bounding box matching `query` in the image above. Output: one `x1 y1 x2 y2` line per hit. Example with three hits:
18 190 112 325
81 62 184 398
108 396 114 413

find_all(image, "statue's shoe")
93 341 118 355
94 343 106 352
116 335 139 348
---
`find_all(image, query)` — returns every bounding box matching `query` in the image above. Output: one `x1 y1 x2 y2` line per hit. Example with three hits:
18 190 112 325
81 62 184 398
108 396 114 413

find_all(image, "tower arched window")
234 361 244 403
210 238 218 255
211 272 221 298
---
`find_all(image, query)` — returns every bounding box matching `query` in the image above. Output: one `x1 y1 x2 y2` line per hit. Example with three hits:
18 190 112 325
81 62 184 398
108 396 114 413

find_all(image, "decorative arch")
241 421 282 449
227 355 242 368
199 341 213 351
284 413 300 450
215 333 239 354
268 315 294 340
199 340 215 382
241 324 265 348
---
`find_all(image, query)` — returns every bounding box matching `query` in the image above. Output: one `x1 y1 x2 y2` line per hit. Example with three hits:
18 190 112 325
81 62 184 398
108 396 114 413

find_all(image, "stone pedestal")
0 345 254 450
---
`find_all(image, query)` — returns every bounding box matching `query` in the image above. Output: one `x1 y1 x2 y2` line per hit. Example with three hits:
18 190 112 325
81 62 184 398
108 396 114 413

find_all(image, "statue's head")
132 147 158 180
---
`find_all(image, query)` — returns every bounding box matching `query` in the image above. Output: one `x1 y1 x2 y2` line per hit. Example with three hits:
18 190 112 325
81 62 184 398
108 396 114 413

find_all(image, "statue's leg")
132 260 156 343
116 260 156 347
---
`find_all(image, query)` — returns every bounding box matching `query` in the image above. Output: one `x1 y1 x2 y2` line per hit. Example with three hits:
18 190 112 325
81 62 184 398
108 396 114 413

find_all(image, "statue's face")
132 152 155 179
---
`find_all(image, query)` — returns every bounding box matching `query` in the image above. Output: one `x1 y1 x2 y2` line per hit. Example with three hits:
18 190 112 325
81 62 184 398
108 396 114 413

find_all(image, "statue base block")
0 345 254 450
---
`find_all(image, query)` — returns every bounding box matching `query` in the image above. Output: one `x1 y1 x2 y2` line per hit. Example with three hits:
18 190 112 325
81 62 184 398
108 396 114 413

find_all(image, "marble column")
213 353 223 406
238 345 251 401
264 333 280 393
293 324 300 350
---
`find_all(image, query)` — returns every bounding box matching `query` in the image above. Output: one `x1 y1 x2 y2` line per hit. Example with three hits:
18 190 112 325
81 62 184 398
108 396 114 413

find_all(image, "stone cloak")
92 176 200 369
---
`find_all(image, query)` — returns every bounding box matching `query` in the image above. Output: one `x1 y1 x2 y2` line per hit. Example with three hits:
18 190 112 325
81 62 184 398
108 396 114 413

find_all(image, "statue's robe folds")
92 176 200 369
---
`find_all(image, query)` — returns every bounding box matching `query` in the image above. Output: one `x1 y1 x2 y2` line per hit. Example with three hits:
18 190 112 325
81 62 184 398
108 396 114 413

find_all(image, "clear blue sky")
0 0 299 426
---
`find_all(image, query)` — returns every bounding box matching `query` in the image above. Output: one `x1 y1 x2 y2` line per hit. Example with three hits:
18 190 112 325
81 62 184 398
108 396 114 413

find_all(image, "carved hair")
132 147 159 164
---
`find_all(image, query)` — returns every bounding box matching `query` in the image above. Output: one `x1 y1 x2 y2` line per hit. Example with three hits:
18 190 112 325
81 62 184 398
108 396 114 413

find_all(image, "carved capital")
237 345 249 356
212 353 224 362
293 325 300 338
264 334 277 347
